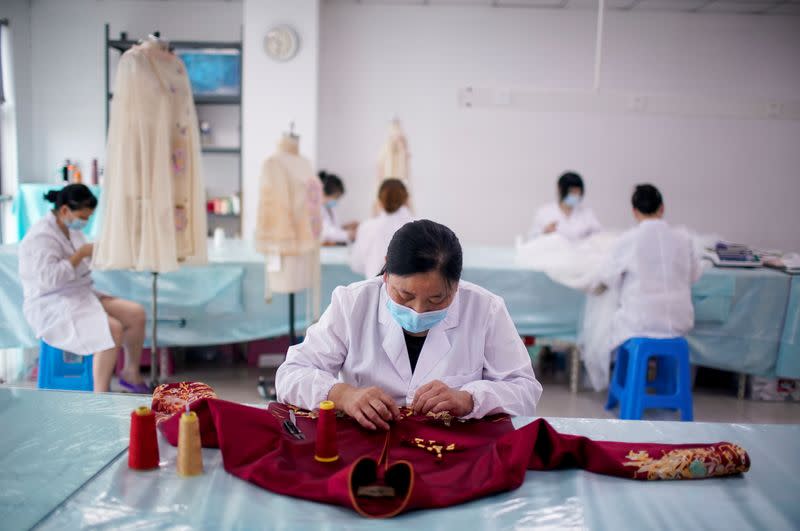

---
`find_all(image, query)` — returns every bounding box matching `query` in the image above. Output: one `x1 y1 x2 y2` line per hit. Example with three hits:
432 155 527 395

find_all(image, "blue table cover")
3 387 789 530
0 241 797 378
0 388 146 531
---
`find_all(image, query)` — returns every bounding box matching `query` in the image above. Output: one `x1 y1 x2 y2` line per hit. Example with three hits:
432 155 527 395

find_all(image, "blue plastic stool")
37 340 94 391
605 337 693 421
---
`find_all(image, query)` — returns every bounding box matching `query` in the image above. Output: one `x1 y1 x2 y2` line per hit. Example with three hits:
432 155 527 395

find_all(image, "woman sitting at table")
277 219 542 429
528 171 602 241
350 178 415 279
320 171 358 245
18 184 149 393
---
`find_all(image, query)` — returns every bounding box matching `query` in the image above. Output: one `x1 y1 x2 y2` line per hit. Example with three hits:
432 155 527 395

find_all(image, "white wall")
318 4 800 251
27 0 243 182
241 0 319 241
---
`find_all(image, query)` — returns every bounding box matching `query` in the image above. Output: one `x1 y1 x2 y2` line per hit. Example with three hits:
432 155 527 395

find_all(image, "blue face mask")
386 296 449 334
562 194 582 208
65 217 88 231
325 200 338 209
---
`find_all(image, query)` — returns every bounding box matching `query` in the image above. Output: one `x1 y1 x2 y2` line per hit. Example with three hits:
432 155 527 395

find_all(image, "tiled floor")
169 365 800 424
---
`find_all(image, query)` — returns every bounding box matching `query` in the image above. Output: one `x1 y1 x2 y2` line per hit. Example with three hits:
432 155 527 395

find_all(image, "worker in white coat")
277 219 542 430
320 171 357 245
584 184 703 389
350 178 415 278
18 185 149 393
528 171 602 241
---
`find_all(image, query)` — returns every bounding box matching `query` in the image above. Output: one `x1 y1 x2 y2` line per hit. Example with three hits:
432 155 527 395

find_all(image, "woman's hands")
328 383 401 430
411 380 474 417
69 243 94 268
328 380 474 430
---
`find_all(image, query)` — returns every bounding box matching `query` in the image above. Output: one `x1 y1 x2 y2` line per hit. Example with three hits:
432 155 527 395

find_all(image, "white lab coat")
321 204 349 244
581 219 703 390
276 277 542 419
350 206 414 278
18 212 114 354
528 202 602 241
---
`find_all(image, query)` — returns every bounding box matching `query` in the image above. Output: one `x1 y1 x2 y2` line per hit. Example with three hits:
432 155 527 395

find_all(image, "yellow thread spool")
177 410 203 476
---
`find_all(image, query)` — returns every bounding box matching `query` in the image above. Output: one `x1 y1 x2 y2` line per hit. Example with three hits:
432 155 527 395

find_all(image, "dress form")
255 134 323 325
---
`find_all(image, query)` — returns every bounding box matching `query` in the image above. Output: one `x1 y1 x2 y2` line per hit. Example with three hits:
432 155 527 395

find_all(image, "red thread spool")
314 400 339 463
129 406 160 470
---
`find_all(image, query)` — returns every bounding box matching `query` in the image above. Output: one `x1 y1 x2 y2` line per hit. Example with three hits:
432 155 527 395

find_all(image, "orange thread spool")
314 400 339 463
128 406 160 470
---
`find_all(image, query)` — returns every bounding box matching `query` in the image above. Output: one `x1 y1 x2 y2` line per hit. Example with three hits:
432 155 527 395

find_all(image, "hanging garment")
254 137 323 320
154 393 751 519
18 212 114 354
255 137 323 257
374 121 412 215
93 41 207 273
350 206 414 278
580 219 704 390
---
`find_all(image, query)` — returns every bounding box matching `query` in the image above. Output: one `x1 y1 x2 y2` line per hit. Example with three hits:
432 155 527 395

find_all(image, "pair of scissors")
283 409 305 440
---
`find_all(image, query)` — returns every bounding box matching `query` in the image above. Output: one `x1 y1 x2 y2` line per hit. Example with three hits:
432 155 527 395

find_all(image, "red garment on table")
156 397 750 518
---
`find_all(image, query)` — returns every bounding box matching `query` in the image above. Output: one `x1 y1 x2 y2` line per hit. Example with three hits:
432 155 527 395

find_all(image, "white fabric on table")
527 202 602 242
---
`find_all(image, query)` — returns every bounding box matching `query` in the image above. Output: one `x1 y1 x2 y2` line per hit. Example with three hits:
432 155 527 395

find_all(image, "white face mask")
386 296 449 333
65 216 88 231
562 194 582 208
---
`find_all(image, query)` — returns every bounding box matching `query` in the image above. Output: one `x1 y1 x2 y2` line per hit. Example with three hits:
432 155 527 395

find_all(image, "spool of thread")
128 406 160 470
177 408 203 476
314 400 339 463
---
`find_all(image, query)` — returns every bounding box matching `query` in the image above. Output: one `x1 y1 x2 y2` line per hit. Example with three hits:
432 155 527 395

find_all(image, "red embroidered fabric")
150 382 217 424
154 394 750 518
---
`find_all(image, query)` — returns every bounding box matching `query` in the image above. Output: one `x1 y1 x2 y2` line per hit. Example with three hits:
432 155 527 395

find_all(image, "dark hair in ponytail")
382 220 463 287
318 170 345 196
44 184 98 211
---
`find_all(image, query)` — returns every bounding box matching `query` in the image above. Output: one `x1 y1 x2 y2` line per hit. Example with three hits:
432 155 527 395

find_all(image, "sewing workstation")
0 1 798 529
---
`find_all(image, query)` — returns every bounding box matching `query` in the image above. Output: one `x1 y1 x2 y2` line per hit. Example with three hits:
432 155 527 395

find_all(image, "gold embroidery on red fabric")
151 382 216 423
622 444 750 480
397 407 455 426
404 437 457 461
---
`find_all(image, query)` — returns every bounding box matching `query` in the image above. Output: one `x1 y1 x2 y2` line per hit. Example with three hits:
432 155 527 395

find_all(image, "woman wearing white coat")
583 184 703 389
350 178 414 278
319 171 357 245
528 172 602 241
277 219 542 430
18 185 149 393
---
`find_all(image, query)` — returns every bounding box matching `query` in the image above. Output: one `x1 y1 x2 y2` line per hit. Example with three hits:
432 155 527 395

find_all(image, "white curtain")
0 20 19 245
